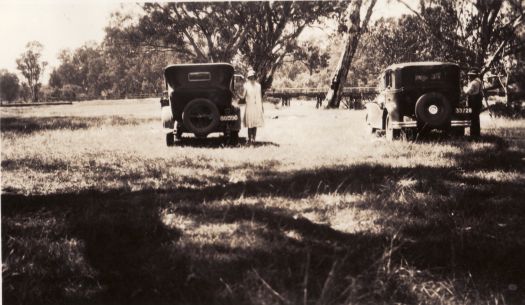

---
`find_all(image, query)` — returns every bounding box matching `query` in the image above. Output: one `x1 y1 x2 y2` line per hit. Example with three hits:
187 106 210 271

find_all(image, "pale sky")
0 0 417 81
0 0 127 75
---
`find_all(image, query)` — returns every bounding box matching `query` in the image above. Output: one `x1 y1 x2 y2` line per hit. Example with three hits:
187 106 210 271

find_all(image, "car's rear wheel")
415 92 452 127
385 115 400 141
401 128 417 141
166 132 175 146
183 98 220 135
226 131 239 146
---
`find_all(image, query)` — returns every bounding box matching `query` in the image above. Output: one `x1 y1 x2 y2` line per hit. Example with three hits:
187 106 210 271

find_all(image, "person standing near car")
463 69 483 138
240 69 264 144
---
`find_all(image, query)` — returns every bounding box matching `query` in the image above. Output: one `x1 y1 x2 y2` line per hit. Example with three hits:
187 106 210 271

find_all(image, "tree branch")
174 6 207 61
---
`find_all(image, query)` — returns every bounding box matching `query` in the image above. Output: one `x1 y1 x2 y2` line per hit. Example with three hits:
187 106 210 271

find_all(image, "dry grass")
1 98 525 305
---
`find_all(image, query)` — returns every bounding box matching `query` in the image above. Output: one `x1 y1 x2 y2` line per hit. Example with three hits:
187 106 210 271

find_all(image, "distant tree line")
1 0 523 111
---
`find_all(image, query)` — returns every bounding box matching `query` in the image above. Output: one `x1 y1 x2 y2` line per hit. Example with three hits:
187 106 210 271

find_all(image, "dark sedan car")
365 62 472 140
160 63 242 146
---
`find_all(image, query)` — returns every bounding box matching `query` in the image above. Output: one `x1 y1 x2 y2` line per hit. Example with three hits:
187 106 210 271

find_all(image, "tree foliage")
0 70 20 102
292 41 331 76
352 14 442 85
397 0 524 71
39 0 525 107
109 1 339 91
16 41 47 102
238 2 338 90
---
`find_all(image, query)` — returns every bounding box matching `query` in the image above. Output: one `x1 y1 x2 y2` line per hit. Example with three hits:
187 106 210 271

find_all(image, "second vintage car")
160 63 242 146
365 62 472 140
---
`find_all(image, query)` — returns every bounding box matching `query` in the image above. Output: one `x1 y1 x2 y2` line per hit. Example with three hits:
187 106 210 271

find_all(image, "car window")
384 71 394 88
390 72 395 88
188 72 211 82
415 72 441 82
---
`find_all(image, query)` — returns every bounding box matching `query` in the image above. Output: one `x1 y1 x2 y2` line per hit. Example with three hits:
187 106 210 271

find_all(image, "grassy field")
2 98 525 305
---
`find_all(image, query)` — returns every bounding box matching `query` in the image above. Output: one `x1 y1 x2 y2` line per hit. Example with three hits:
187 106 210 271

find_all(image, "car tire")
183 98 220 135
231 131 239 144
166 132 175 146
385 115 400 141
415 92 452 127
226 131 239 146
401 128 416 141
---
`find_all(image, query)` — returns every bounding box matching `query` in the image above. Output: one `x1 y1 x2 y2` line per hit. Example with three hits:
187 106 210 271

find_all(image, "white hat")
247 69 256 78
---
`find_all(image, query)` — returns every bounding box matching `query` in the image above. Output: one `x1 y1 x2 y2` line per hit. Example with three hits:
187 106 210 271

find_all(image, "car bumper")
391 120 470 129
391 121 417 128
450 120 470 127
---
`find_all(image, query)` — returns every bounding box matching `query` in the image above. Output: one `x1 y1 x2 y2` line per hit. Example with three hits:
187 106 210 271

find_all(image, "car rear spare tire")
183 98 220 135
415 92 452 127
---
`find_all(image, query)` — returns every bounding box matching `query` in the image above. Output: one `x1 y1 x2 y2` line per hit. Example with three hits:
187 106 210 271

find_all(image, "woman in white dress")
240 69 264 143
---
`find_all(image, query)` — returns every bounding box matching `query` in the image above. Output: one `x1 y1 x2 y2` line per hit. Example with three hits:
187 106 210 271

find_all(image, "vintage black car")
365 62 472 140
160 63 242 146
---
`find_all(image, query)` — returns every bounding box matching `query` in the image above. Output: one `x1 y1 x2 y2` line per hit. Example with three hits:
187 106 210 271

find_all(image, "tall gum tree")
325 0 377 108
16 41 47 103
107 1 339 92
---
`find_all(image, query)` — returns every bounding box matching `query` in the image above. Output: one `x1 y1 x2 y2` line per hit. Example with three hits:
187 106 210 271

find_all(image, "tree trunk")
325 0 376 108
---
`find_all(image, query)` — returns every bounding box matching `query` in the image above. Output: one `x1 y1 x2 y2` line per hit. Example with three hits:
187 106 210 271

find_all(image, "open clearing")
2 99 525 305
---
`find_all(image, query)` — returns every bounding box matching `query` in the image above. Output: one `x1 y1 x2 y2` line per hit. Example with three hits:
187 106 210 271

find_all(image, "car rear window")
188 72 211 82
403 67 459 86
415 71 442 83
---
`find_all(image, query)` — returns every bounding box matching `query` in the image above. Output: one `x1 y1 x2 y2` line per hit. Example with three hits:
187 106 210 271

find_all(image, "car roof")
164 63 234 70
386 61 459 71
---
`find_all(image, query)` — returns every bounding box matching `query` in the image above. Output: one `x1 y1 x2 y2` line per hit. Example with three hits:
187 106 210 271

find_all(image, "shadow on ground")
172 136 279 148
0 116 157 134
2 133 525 304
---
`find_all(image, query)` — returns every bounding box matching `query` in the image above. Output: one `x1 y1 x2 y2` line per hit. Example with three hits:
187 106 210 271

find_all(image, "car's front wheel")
385 115 400 141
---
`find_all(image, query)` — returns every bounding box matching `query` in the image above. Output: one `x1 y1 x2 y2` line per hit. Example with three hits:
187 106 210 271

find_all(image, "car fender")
160 97 174 130
365 102 383 129
384 101 400 128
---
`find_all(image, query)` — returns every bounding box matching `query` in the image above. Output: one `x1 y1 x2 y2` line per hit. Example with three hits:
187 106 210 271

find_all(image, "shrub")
61 84 83 101
488 101 525 118
40 86 61 102
0 70 20 102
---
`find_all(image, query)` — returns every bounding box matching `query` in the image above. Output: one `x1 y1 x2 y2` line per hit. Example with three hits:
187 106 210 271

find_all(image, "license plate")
220 115 238 121
455 108 472 114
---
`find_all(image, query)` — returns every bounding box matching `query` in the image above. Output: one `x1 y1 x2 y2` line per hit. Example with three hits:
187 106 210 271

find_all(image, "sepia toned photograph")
1 0 524 304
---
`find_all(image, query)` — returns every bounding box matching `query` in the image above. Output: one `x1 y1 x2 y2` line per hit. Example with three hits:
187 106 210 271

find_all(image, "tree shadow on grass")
2 133 525 304
2 190 387 305
0 116 156 134
173 136 279 148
